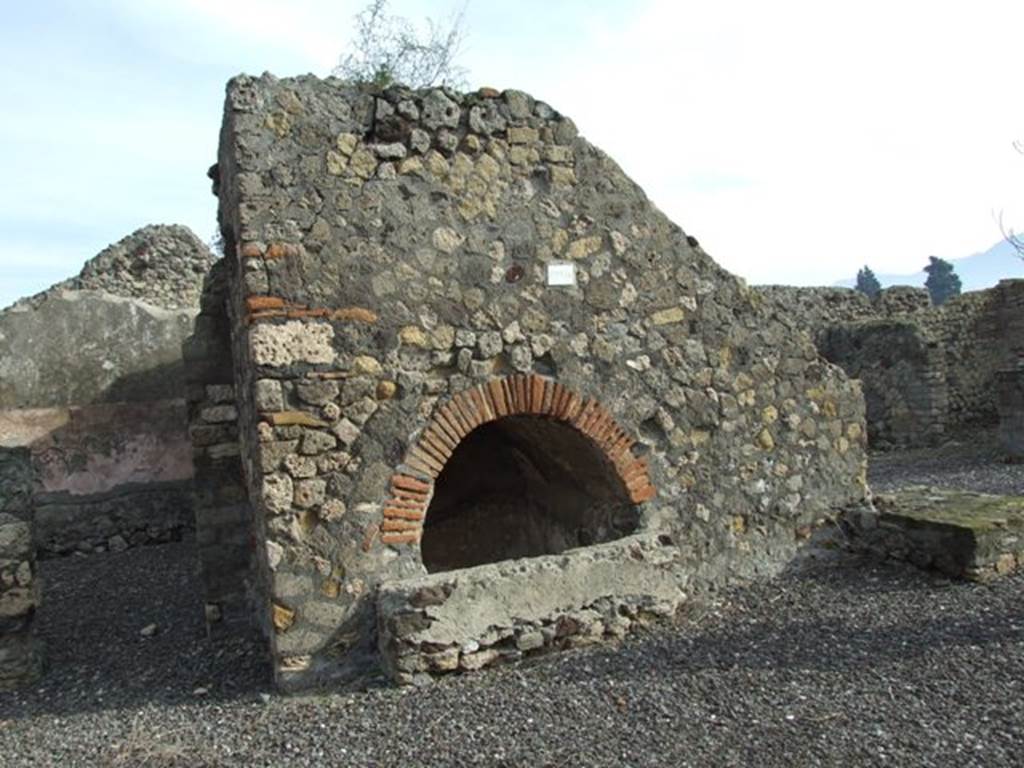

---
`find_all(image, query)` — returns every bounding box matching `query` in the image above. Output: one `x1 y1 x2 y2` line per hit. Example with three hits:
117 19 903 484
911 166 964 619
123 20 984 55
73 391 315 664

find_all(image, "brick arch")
380 373 656 546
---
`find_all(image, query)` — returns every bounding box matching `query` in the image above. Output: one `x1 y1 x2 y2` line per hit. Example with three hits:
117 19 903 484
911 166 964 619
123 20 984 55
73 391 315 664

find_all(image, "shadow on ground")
0 538 269 720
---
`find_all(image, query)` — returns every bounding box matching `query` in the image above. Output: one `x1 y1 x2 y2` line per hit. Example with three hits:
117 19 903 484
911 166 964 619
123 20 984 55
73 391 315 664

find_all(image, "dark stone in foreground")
848 486 1024 580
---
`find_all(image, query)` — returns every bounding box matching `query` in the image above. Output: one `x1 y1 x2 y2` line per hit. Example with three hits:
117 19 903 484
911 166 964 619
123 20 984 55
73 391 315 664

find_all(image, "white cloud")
504 0 1024 283
3 0 1022 310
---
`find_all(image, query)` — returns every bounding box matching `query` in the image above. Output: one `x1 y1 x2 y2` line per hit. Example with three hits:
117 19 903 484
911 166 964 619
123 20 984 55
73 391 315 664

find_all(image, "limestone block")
250 321 335 367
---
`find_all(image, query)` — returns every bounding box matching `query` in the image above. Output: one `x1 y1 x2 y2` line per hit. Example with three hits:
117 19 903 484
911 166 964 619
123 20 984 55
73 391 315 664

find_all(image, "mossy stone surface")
869 486 1024 580
876 487 1024 531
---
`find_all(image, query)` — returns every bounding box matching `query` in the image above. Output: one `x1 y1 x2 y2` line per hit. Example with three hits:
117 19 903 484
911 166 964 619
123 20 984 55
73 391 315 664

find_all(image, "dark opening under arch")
420 415 640 573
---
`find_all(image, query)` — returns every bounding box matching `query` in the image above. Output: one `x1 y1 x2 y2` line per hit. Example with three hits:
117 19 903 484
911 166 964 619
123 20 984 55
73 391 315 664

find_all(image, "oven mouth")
420 415 641 573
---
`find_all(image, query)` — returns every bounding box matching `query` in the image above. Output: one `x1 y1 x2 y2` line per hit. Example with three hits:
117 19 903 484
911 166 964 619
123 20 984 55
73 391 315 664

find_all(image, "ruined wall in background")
7 224 216 313
0 404 192 555
819 321 948 447
929 280 1024 426
757 279 1024 444
0 226 215 555
997 362 1024 460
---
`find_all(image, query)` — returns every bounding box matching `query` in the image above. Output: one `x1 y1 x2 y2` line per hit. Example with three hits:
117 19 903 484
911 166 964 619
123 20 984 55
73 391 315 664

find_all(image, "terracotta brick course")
391 475 431 494
246 296 287 312
247 304 378 326
384 507 426 521
433 409 463 444
387 496 426 510
382 519 422 532
240 242 264 258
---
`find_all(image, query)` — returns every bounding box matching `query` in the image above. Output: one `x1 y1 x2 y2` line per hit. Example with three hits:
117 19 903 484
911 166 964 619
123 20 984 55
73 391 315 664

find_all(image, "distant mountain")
836 238 1024 292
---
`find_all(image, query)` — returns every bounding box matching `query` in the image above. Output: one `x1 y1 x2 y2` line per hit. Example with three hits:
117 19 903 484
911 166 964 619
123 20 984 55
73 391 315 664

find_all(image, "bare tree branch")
999 209 1024 259
333 0 469 89
1002 138 1024 260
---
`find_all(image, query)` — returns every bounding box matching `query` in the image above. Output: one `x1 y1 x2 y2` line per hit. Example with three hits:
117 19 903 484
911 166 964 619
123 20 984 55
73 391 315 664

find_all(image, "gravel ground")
868 427 1023 496
1 433 1022 767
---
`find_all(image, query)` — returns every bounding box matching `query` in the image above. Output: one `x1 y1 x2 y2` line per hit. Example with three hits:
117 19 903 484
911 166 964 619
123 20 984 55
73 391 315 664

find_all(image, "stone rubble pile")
11 224 216 311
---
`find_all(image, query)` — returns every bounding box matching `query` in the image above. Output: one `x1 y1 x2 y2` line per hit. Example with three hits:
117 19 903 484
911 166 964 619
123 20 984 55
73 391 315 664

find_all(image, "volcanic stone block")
848 487 1024 581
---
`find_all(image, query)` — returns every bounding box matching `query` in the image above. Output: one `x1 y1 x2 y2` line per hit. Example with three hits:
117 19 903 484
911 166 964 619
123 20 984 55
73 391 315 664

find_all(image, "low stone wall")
34 482 192 556
0 401 194 556
997 364 1024 460
377 534 684 684
845 488 1024 581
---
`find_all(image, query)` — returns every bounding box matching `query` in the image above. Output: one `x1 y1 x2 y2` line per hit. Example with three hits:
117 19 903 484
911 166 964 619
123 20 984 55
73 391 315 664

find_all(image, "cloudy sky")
2 0 1022 308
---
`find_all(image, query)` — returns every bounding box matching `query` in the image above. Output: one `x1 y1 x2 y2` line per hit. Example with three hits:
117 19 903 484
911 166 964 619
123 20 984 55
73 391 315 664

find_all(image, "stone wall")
0 403 193 556
756 279 1024 444
203 74 868 689
184 259 257 635
0 447 33 523
0 291 195 410
378 533 682 680
0 492 42 688
930 279 1024 426
818 320 948 447
997 363 1024 460
756 285 931 332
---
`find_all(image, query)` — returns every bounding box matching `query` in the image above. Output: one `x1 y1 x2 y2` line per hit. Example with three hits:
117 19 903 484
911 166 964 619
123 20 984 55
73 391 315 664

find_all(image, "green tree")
923 256 962 305
333 0 469 89
854 265 882 299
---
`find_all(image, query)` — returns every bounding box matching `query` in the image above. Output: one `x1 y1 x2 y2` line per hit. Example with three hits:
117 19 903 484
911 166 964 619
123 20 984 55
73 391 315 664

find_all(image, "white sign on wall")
546 261 576 287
